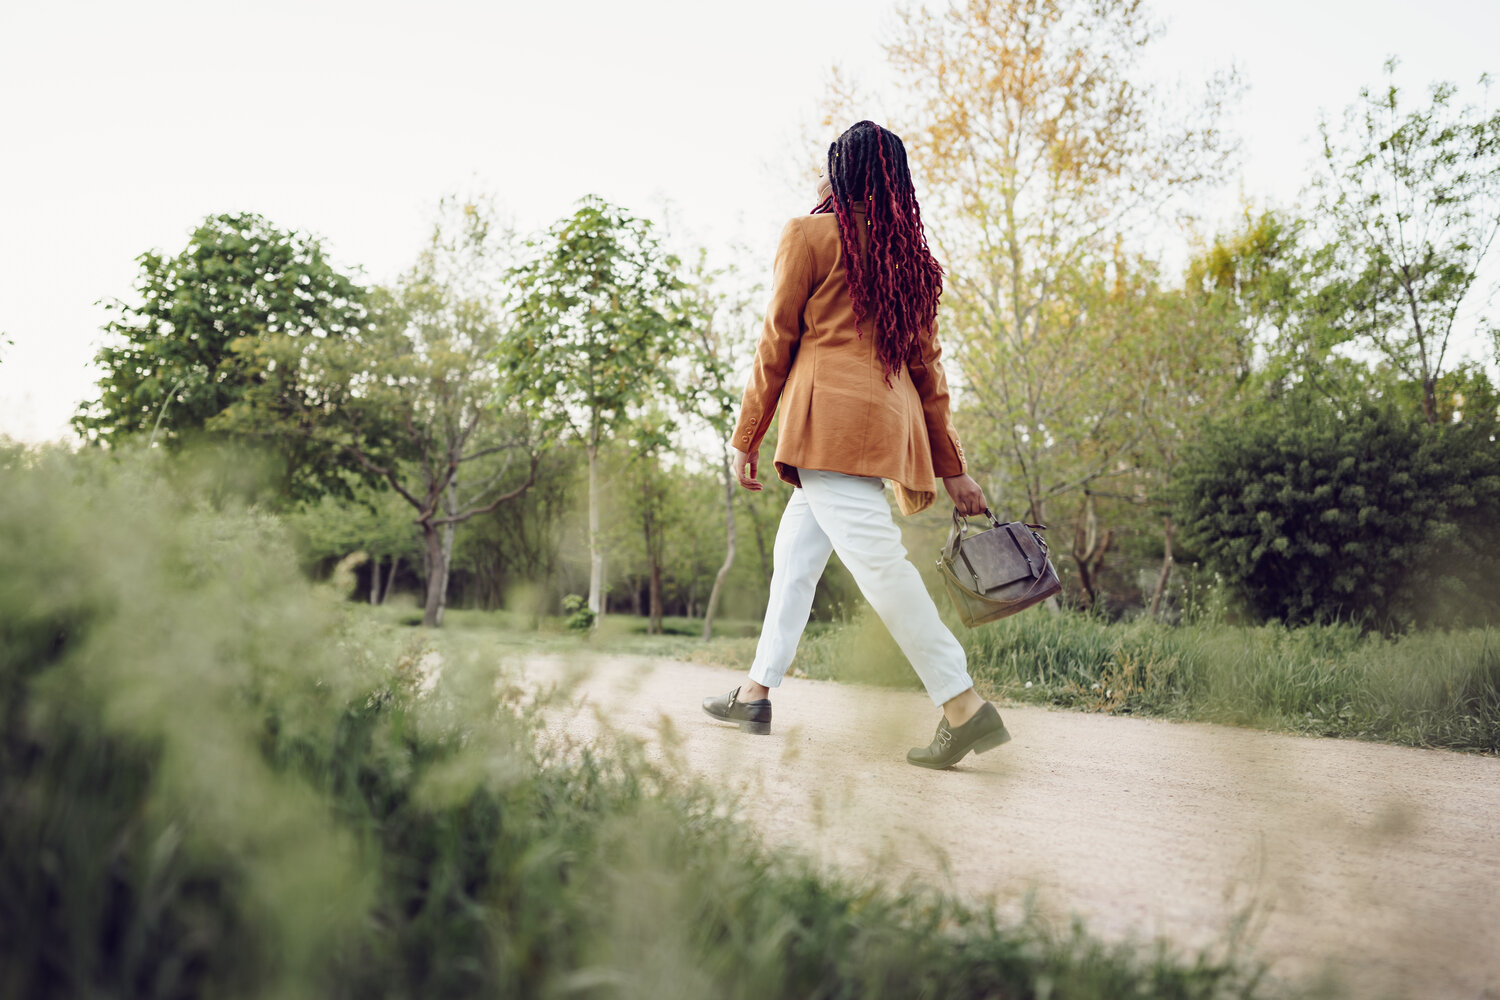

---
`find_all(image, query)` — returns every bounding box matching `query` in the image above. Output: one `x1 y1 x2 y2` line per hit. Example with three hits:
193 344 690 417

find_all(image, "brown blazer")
731 205 967 516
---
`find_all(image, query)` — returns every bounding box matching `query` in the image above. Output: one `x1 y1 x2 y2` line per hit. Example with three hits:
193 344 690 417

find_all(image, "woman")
701 120 1011 769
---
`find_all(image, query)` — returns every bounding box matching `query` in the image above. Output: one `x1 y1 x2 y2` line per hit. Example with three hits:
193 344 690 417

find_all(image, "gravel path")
522 654 1500 999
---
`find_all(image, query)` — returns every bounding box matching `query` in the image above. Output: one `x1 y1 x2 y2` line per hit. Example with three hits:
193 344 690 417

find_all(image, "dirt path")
520 654 1500 999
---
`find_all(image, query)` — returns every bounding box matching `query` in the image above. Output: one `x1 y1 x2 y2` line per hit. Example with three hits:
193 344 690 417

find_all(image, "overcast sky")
1 0 1495 443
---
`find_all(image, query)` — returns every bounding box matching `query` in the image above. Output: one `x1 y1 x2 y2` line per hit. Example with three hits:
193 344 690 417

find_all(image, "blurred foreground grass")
2 444 1293 998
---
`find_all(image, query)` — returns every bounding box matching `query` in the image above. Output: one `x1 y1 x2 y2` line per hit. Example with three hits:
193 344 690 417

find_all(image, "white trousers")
747 468 974 706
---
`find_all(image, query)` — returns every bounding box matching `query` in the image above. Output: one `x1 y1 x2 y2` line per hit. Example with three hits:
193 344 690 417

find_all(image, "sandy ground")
519 654 1500 999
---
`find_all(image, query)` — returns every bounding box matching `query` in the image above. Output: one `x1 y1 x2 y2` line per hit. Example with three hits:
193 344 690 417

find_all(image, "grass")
405 595 1500 754
669 605 1499 754
1 444 1298 999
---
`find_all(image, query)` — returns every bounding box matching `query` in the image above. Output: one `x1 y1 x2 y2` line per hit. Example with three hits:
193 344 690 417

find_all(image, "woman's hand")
732 447 762 492
943 474 986 516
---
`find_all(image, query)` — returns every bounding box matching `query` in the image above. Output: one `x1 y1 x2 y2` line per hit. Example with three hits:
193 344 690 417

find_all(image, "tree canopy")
75 213 370 501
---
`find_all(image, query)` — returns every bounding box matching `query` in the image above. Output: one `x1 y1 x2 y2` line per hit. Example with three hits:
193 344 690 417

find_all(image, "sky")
1 0 1496 444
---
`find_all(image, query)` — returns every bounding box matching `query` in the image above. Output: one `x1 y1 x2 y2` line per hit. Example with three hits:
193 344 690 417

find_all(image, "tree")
74 213 369 502
845 0 1239 532
1312 61 1500 425
679 249 761 639
503 196 689 619
616 411 681 634
457 445 582 615
1120 215 1278 616
288 483 421 604
222 197 540 627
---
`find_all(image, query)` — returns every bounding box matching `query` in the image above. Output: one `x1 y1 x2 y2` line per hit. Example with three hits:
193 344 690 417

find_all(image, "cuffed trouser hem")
748 468 974 707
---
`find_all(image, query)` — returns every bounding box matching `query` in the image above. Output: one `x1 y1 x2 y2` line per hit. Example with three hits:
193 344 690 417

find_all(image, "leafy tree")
221 198 540 627
831 0 1239 531
1175 391 1500 628
457 445 582 615
1122 217 1276 616
597 421 678 631
74 213 369 501
288 484 422 603
679 249 760 638
1311 61 1500 424
503 196 689 619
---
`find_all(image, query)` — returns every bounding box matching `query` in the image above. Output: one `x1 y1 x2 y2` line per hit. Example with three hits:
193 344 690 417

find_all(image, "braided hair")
815 121 944 382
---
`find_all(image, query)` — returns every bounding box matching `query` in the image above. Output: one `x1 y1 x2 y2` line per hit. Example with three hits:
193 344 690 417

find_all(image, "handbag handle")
951 506 1004 535
951 507 1047 535
946 508 1051 565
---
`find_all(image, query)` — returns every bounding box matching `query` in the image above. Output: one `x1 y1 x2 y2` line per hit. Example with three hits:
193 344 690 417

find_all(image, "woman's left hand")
943 474 986 517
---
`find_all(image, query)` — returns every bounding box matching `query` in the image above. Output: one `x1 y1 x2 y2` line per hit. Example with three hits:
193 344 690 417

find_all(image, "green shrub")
562 593 596 631
0 445 1282 999
1174 394 1500 629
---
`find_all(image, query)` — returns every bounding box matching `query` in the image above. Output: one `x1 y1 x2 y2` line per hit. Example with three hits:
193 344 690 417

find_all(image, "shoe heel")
973 726 1012 754
739 720 771 735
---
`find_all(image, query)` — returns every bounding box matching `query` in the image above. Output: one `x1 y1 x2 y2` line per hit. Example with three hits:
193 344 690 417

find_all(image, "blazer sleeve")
907 319 967 478
730 218 814 454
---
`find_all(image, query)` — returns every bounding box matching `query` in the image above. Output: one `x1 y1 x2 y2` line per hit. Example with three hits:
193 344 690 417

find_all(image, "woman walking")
701 120 1011 769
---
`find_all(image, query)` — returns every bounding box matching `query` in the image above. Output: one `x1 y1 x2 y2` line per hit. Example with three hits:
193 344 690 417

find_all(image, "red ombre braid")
821 121 944 383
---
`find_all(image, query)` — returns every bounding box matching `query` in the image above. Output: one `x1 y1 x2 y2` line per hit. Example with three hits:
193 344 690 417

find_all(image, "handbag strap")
947 507 999 562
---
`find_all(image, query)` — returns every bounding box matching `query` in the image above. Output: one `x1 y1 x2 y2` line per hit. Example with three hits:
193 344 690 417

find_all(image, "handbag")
937 508 1062 626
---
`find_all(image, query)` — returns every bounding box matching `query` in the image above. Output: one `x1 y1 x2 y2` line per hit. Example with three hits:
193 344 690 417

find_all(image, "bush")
562 593 596 631
1174 394 1500 628
0 445 1280 999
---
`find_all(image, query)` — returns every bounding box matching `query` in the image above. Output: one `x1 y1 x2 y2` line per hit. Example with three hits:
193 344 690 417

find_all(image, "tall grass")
0 445 1289 999
778 607 1500 753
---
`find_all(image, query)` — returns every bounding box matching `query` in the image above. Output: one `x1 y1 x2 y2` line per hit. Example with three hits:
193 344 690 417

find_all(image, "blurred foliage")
561 594 596 631
1175 389 1500 629
0 444 1288 1000
288 479 422 571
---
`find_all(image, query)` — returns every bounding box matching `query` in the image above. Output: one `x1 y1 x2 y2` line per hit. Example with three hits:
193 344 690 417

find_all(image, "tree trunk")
745 497 772 587
1070 493 1112 610
702 458 737 640
1028 490 1046 530
641 488 663 635
370 556 381 605
434 479 459 627
648 560 663 635
586 441 604 620
1149 514 1175 619
421 521 446 627
381 556 400 604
